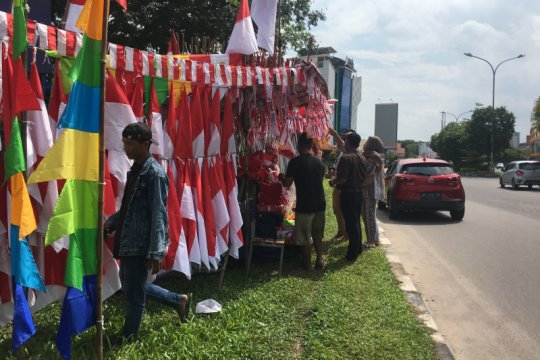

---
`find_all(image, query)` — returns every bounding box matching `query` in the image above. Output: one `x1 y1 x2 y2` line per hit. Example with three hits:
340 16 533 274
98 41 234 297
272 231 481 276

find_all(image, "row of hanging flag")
0 0 331 357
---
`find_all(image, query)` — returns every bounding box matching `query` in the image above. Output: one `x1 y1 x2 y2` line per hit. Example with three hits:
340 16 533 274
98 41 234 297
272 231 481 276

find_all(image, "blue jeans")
119 256 184 339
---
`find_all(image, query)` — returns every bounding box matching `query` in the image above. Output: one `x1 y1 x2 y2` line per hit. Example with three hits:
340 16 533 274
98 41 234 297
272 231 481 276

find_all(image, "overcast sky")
307 0 539 143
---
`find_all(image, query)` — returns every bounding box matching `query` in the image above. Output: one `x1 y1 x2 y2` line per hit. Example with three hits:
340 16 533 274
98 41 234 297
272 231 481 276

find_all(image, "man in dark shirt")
330 132 368 261
280 132 326 271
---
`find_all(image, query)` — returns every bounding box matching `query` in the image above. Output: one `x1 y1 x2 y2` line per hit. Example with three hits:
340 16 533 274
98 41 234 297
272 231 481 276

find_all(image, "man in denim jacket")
105 123 189 342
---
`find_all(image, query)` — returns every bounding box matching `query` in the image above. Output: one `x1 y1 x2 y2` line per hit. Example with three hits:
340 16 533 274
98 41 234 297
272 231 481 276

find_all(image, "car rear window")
519 163 540 171
400 163 455 176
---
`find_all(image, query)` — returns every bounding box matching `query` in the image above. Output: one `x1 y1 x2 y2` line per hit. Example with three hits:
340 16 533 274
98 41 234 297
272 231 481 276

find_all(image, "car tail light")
448 176 459 186
397 175 415 183
515 170 524 176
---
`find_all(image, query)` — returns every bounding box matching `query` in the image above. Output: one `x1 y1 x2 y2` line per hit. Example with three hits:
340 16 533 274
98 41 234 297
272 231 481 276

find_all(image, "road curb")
379 228 455 360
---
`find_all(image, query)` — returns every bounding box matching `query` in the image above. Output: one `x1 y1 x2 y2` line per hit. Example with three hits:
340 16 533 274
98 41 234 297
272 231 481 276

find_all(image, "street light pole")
464 52 525 169
442 110 473 123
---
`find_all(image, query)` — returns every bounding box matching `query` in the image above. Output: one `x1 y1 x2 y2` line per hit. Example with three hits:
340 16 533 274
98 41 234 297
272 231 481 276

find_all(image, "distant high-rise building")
511 132 520 149
374 103 399 150
297 47 362 134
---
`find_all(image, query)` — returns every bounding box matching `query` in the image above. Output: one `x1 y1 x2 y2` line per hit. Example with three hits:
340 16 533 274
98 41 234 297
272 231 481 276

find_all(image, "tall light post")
464 52 525 169
443 110 474 123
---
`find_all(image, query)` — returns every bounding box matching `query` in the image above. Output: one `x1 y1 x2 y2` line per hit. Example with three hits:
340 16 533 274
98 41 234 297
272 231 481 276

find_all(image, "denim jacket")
108 156 169 260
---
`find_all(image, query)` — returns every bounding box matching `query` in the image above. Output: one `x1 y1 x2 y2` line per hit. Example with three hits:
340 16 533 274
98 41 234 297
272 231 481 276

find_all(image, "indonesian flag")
176 160 200 267
221 90 236 156
129 75 144 122
225 0 258 55
163 82 176 160
223 156 244 258
210 157 230 257
162 167 191 279
174 90 192 159
251 0 278 56
190 86 205 158
206 88 221 156
105 70 136 209
201 159 218 268
48 61 67 140
148 79 164 157
191 159 211 270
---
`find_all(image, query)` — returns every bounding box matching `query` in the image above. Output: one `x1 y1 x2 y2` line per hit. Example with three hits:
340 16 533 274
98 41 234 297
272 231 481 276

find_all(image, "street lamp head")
464 52 473 57
517 54 525 58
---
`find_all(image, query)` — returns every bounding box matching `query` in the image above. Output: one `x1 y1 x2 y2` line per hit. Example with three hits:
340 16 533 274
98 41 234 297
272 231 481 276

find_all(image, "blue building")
298 47 362 135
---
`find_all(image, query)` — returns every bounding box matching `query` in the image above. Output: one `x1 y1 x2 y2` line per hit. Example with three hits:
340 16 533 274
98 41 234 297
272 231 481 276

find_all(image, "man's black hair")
297 132 313 150
346 132 361 149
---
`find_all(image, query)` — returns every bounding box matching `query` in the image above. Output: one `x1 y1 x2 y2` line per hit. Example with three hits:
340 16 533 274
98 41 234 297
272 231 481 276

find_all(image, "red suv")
380 158 465 221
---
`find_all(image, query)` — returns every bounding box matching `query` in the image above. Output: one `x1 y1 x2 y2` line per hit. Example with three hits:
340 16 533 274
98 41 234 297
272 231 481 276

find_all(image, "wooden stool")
246 237 286 278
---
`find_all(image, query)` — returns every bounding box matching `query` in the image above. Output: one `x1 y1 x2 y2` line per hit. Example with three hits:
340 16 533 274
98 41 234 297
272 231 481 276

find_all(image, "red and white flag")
201 158 218 269
191 159 210 270
48 61 67 140
162 167 191 279
251 0 278 56
223 156 244 258
129 75 145 122
177 160 200 267
225 0 258 55
210 157 230 257
167 30 180 56
221 90 236 156
148 79 164 157
163 82 176 160
105 71 136 209
206 88 221 156
191 86 205 158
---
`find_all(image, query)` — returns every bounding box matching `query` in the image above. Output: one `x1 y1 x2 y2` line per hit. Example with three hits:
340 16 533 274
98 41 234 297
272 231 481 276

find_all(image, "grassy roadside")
0 183 436 359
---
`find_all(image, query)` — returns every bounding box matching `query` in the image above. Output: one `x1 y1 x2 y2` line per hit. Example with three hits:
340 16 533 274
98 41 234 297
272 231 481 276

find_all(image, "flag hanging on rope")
27 0 106 357
5 0 46 352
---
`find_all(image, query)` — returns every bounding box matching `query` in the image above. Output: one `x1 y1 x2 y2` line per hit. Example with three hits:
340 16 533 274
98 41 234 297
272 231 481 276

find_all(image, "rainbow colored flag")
4 0 45 352
28 0 105 358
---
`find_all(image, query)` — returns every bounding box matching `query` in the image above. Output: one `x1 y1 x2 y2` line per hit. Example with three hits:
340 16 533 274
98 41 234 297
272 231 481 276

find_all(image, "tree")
468 107 515 162
52 0 326 54
500 147 527 164
399 139 418 158
430 121 470 166
534 97 540 133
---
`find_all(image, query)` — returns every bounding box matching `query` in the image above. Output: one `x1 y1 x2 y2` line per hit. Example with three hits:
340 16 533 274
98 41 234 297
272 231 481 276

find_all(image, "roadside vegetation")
0 184 436 359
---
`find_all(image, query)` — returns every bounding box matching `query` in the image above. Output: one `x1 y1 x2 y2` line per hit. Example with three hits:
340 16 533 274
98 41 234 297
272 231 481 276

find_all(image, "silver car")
499 161 540 190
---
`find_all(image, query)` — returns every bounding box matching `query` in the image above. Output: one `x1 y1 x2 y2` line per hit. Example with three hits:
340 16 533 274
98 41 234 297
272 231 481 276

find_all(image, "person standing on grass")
104 123 190 343
327 127 356 241
361 136 385 248
280 132 326 271
329 132 368 261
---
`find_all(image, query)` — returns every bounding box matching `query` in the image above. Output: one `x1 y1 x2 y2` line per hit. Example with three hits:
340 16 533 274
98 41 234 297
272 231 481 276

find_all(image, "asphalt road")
377 177 540 360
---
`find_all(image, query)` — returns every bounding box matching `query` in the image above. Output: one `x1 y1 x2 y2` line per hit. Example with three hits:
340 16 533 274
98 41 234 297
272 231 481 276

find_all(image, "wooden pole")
96 1 111 359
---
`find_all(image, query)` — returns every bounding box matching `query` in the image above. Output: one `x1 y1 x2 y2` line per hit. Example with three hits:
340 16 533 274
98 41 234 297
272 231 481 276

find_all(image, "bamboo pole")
96 0 111 359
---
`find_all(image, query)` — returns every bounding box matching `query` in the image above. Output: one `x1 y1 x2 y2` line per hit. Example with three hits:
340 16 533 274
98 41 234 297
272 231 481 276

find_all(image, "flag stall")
0 0 332 357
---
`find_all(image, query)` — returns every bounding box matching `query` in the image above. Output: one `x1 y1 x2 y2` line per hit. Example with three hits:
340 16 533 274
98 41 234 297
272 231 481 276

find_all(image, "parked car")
496 162 505 170
379 158 465 220
499 160 540 190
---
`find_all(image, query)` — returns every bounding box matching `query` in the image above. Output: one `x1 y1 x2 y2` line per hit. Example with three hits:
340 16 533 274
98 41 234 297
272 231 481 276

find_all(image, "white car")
496 163 504 170
499 161 540 190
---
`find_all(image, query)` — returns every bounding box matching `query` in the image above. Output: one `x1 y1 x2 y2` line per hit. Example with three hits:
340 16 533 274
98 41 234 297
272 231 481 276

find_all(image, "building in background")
297 47 362 134
374 103 399 150
418 142 437 158
511 132 520 149
529 97 540 160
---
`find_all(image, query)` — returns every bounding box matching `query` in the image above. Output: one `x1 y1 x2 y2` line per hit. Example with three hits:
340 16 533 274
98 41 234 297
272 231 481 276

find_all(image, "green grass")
0 183 436 359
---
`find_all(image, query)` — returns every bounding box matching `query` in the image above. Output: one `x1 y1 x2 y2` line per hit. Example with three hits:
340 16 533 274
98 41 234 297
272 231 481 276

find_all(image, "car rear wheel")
499 177 505 188
512 179 519 190
450 208 465 221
